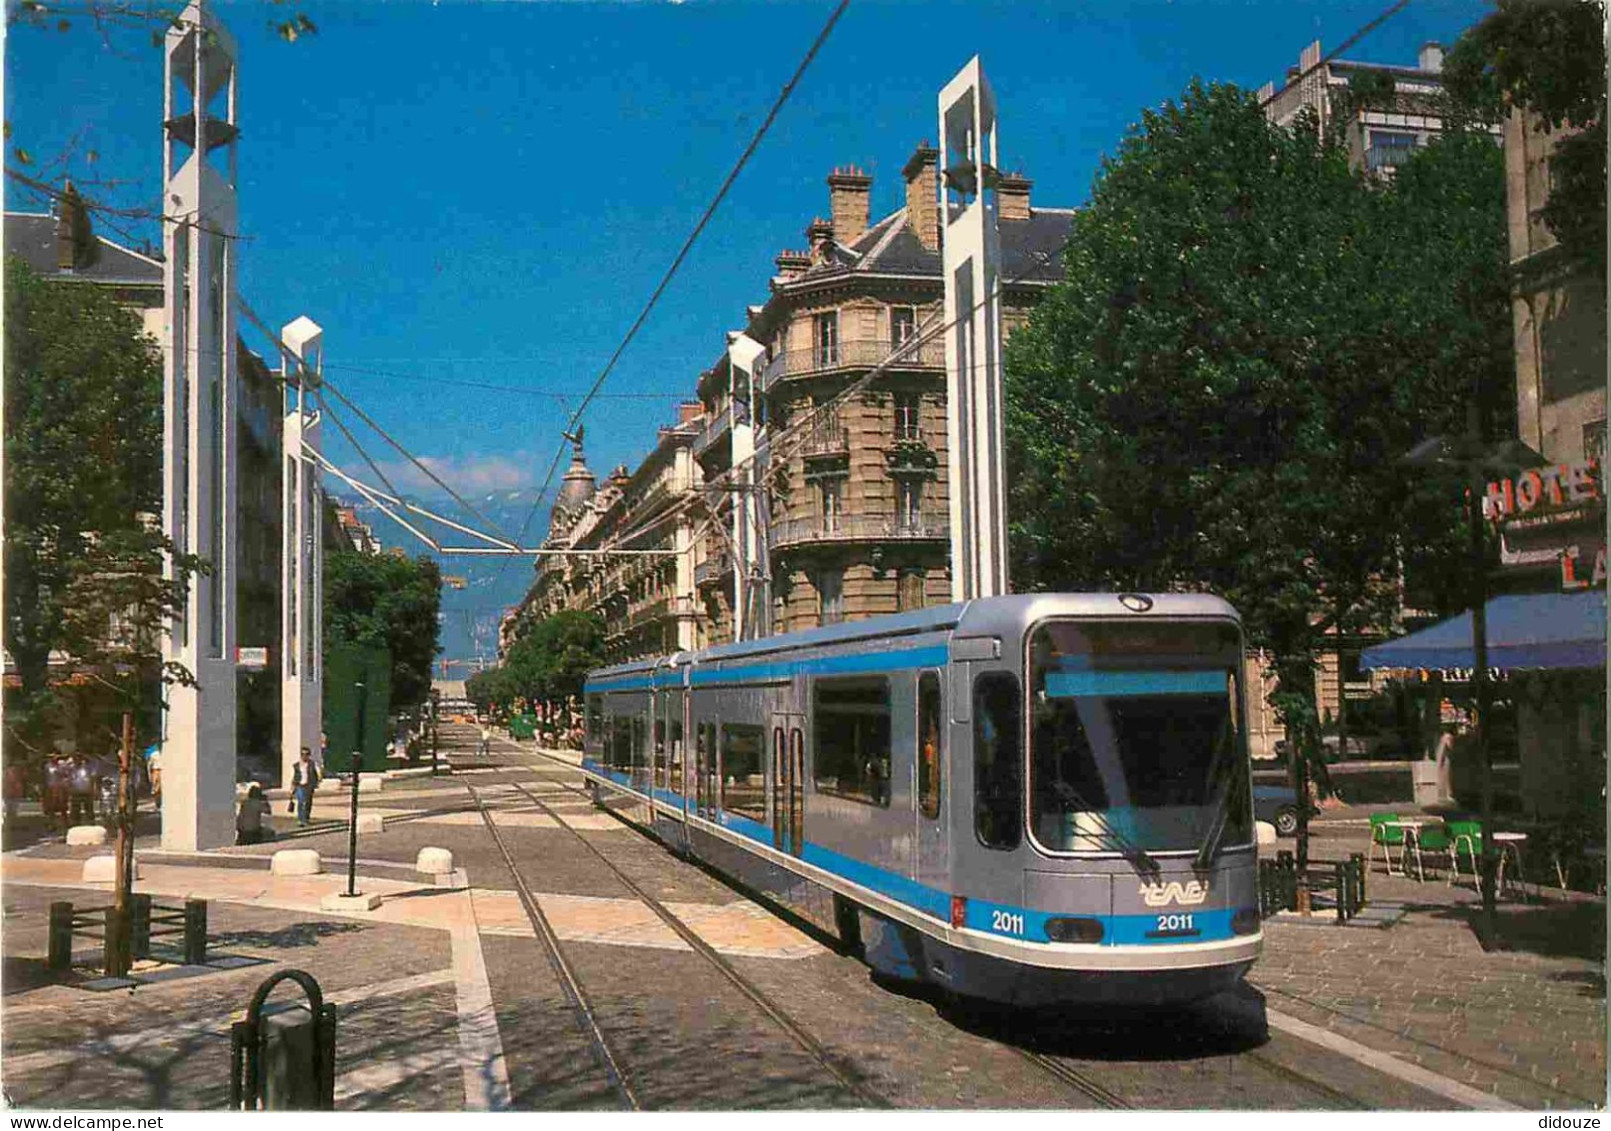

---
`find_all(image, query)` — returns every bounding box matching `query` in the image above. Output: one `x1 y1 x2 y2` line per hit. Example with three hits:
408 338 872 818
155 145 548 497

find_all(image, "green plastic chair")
1448 819 1483 881
1369 813 1405 874
1415 821 1455 883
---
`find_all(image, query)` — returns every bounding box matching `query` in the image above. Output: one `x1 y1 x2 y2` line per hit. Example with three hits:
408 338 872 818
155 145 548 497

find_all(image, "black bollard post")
184 898 208 965
1334 861 1347 923
348 682 366 898
48 901 74 970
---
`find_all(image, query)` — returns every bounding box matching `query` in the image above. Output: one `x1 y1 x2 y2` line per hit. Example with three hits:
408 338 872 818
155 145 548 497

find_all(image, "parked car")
1252 784 1313 837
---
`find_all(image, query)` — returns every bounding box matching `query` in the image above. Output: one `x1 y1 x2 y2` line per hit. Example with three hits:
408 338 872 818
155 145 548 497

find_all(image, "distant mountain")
332 488 554 670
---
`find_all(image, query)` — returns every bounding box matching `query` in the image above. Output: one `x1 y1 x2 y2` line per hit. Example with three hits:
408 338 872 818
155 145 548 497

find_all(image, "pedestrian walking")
290 746 319 826
479 724 491 761
236 783 275 845
3 761 25 822
144 742 162 808
42 755 67 834
67 753 97 827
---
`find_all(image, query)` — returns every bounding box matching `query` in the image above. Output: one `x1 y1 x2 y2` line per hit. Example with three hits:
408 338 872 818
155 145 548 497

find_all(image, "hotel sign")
1484 460 1605 590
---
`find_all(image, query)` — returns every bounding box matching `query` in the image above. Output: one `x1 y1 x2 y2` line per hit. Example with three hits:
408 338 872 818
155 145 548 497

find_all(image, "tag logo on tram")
1139 880 1209 907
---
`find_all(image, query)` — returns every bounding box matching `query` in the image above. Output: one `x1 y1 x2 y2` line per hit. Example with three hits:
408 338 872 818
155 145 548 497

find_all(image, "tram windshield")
1028 620 1250 855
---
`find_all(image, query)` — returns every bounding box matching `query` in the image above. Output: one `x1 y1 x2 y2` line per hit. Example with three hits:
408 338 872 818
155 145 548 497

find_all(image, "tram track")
467 781 640 1111
498 778 891 1109
492 744 1415 1112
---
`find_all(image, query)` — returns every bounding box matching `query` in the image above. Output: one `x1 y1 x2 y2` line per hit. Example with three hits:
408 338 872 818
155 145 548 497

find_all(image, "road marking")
3 968 455 1074
452 889 512 1111
1266 1007 1522 1111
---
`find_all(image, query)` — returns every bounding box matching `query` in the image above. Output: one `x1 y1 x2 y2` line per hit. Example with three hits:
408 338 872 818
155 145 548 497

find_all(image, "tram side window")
668 707 685 796
653 715 666 790
610 714 633 773
631 714 647 784
813 677 892 808
918 671 942 820
720 724 766 821
586 697 603 746
974 672 1022 850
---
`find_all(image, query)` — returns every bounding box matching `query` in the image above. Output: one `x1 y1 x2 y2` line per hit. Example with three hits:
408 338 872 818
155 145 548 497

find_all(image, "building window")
894 391 921 441
819 478 842 533
814 310 839 367
891 306 916 348
1365 129 1417 172
896 479 922 532
1585 419 1606 465
897 569 925 612
813 676 891 807
817 569 844 626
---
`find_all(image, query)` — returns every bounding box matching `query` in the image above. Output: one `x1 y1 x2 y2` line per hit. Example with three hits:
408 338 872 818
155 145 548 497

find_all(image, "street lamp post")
346 680 365 900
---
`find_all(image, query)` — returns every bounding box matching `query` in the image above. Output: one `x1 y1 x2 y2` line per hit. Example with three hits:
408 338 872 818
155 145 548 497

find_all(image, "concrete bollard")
1255 821 1277 848
356 813 385 834
66 825 108 847
270 849 324 876
83 854 136 883
415 847 454 876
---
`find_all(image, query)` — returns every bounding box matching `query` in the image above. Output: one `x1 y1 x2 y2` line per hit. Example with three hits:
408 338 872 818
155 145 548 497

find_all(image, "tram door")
694 720 718 821
771 712 806 856
914 670 949 889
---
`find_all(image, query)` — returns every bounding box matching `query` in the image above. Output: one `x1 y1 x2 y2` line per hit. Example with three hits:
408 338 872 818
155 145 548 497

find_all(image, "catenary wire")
495 0 851 588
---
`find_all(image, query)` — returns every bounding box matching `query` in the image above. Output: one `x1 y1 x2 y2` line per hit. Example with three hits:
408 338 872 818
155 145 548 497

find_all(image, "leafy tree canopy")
323 549 442 710
3 256 204 751
1005 81 1512 832
1443 0 1606 276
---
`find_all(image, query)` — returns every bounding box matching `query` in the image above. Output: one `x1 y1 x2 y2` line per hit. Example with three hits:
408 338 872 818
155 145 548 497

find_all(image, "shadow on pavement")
209 921 367 950
1421 900 1607 962
2 955 65 996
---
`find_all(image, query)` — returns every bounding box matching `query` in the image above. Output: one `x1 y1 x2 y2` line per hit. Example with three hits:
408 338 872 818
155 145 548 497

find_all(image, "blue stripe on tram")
1044 669 1226 698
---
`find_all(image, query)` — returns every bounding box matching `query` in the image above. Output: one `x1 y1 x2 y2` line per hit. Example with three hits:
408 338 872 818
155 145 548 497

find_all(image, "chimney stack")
826 164 872 246
774 249 811 282
804 216 834 256
903 142 940 252
55 181 98 271
678 401 703 427
997 172 1032 222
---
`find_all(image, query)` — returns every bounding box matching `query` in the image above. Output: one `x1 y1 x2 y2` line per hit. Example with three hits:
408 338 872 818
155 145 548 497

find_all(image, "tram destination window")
813 677 892 807
973 672 1022 849
918 671 943 819
720 724 766 820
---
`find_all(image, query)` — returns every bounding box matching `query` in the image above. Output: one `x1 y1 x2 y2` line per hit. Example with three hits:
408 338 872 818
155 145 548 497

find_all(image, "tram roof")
587 592 1240 682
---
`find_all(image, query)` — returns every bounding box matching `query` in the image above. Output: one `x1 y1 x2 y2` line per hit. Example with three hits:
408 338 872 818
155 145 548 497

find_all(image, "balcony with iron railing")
764 336 944 384
768 511 948 551
800 412 850 458
691 406 731 457
694 554 731 588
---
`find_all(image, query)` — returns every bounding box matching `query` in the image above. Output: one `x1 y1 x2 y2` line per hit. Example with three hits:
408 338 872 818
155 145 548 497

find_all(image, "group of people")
15 752 140 833
235 745 322 844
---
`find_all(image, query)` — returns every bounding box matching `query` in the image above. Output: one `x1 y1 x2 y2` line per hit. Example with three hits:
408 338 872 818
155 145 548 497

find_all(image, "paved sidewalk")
1253 820 1606 1110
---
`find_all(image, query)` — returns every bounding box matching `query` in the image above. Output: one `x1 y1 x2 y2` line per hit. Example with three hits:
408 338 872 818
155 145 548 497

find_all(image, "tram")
579 592 1260 1008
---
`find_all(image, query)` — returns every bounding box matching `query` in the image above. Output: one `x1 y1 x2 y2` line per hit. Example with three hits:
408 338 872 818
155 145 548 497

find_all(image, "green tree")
3 256 204 751
501 610 605 721
1005 81 1511 866
1442 0 1606 277
323 549 442 711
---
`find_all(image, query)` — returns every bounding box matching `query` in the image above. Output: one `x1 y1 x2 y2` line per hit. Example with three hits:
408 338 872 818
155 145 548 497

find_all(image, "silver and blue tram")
579 592 1260 1008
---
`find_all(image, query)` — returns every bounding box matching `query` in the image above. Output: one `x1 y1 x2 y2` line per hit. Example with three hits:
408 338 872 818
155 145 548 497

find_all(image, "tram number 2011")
1156 913 1195 932
991 910 1025 936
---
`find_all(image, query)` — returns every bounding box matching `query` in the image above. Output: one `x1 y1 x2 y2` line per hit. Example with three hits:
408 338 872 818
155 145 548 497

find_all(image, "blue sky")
7 0 1490 527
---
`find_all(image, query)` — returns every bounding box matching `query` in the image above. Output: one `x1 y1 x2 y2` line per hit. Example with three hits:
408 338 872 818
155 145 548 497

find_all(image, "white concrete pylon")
939 57 1009 601
727 333 768 640
161 0 242 851
282 315 324 787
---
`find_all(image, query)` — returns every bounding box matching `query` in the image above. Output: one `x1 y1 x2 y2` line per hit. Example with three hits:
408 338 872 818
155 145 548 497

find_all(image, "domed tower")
550 432 596 537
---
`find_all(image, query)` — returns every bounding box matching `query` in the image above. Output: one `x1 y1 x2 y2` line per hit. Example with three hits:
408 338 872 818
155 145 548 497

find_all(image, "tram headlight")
1044 917 1104 944
1231 908 1260 935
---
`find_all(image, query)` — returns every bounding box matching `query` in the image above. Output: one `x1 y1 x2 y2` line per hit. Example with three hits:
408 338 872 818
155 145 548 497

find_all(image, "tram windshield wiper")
1192 714 1242 871
1052 781 1158 876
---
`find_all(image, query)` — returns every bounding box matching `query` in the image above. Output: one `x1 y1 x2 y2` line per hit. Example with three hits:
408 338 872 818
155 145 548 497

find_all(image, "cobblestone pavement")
3 740 1603 1112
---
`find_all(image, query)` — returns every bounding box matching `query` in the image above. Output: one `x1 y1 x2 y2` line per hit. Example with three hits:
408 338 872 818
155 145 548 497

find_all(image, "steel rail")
466 782 640 1111
503 778 890 1109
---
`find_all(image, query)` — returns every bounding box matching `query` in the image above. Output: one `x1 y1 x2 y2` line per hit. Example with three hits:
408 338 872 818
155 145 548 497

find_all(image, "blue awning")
1361 591 1607 672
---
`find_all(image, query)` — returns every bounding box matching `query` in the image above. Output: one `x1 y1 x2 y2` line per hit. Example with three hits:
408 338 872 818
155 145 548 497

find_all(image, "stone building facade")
509 146 1073 662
